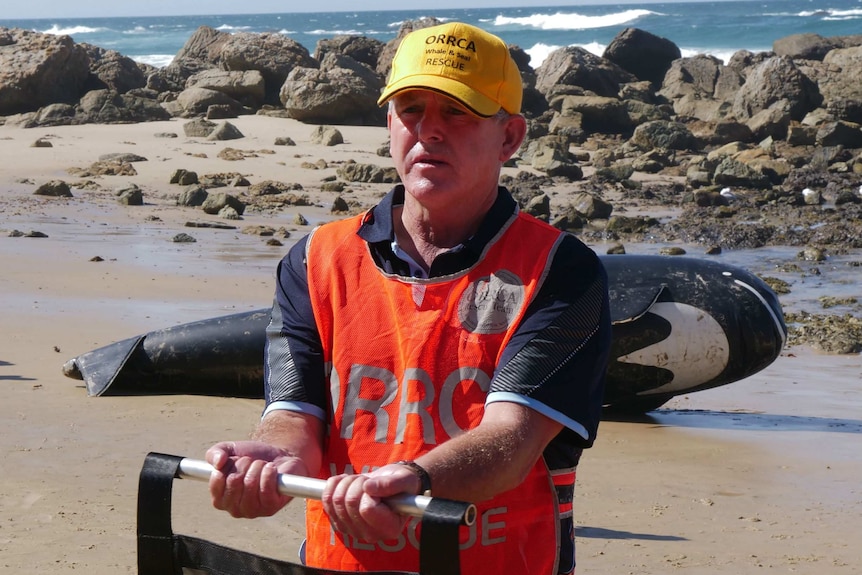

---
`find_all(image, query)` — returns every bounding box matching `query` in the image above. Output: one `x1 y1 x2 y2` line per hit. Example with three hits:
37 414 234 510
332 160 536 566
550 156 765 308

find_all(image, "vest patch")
458 269 525 334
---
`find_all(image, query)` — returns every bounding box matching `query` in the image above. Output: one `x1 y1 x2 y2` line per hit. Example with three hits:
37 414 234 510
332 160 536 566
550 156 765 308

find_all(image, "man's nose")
416 110 445 142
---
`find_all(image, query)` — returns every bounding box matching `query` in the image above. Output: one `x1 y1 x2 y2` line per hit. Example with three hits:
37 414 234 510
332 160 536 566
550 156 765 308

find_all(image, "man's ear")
500 114 527 162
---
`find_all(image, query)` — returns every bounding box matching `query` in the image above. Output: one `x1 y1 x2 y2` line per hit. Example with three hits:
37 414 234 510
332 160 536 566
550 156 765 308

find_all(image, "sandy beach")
1 115 860 574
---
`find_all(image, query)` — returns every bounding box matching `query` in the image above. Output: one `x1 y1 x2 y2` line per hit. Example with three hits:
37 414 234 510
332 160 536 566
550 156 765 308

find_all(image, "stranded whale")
63 255 787 413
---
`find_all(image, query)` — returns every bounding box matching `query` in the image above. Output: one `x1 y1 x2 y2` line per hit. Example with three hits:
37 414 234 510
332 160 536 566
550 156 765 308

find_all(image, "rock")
274 136 296 146
0 27 90 115
530 144 584 180
713 157 773 189
310 126 344 146
281 53 385 125
594 163 635 183
247 180 303 196
20 103 78 128
773 33 840 61
116 185 143 205
34 180 73 197
69 160 137 177
816 121 862 148
336 162 399 183
797 247 827 261
186 69 266 108
201 191 245 215
172 233 196 243
603 27 681 87
607 215 661 234
206 104 237 119
572 192 613 220
659 55 744 120
730 56 822 123
630 120 696 151
314 35 385 69
99 153 147 163
553 95 633 134
523 193 551 220
183 118 217 137
218 205 241 220
176 86 241 117
535 46 638 99
660 247 687 255
176 185 208 207
218 31 318 105
206 121 244 141
76 89 171 124
170 169 199 186
331 196 350 212
81 43 147 94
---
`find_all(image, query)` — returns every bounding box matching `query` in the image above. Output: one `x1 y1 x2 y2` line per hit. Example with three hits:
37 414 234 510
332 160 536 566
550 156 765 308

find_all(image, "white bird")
719 187 736 201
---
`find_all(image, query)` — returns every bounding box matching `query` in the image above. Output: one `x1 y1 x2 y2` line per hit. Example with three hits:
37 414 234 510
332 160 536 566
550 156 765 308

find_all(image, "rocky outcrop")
314 35 385 70
81 43 148 94
281 53 385 125
535 46 638 99
149 26 317 105
185 69 266 109
603 27 681 88
0 27 90 115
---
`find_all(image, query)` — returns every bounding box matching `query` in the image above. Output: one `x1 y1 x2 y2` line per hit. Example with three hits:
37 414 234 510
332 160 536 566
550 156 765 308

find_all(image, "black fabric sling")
137 452 469 575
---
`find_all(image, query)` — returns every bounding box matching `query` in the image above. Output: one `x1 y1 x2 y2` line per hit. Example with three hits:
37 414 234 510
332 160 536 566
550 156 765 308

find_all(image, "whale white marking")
616 302 730 396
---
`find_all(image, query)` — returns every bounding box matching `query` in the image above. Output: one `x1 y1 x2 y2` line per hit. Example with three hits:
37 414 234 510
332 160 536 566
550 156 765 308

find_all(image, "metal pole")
177 458 476 525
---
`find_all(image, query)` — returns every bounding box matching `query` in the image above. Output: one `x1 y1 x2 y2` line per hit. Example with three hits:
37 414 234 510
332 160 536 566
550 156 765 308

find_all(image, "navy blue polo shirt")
262 186 610 455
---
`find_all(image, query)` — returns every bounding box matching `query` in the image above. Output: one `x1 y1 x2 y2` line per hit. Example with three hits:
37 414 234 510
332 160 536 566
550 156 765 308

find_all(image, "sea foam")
42 24 105 36
494 9 658 31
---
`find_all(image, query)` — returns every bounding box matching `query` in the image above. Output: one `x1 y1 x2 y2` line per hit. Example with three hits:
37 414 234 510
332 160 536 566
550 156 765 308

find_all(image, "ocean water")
1 1 861 70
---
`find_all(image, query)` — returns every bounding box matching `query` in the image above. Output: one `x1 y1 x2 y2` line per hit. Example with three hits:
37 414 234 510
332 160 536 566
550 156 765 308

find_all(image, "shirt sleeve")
263 235 329 419
487 233 612 448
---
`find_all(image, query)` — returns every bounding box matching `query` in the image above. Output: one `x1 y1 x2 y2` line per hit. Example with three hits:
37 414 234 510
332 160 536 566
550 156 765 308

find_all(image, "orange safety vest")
304 209 565 574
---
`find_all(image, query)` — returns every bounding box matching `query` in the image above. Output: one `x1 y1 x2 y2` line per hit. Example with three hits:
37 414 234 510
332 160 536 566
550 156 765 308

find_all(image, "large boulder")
818 46 862 123
629 120 696 151
150 26 318 105
553 94 633 134
280 53 385 125
658 55 744 120
315 35 385 69
76 89 171 124
176 86 242 117
81 43 147 94
730 56 822 123
150 26 230 92
186 69 265 108
773 33 841 61
219 32 318 105
0 27 90 115
535 46 638 99
603 27 681 87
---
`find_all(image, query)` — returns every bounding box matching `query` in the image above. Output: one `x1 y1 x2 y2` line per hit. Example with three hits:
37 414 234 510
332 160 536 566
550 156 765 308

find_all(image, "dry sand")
1 115 860 574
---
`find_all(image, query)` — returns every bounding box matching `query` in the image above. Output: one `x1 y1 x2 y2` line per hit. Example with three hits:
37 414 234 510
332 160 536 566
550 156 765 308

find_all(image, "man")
207 21 611 574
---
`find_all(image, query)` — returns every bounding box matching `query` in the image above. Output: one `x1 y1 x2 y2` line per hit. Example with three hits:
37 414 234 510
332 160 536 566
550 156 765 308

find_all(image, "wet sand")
1 115 860 574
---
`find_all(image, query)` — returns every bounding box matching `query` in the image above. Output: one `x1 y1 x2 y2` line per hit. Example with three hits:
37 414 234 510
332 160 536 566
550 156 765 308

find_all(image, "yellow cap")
377 22 523 117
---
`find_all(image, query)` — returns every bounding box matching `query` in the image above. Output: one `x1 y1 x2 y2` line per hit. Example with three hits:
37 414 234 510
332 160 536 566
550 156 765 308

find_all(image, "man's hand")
321 463 421 542
206 440 310 518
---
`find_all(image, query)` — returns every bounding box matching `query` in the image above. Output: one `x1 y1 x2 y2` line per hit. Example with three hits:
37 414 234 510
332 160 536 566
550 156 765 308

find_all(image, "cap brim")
377 75 501 118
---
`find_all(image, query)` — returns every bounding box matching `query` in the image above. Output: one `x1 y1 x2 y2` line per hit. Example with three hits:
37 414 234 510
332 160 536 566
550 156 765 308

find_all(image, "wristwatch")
396 460 432 497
